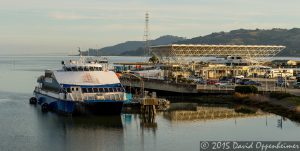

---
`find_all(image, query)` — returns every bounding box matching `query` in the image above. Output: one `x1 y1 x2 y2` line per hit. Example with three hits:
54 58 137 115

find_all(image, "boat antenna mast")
78 47 85 63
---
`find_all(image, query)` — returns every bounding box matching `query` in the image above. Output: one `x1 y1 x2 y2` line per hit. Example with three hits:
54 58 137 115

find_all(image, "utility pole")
144 12 150 57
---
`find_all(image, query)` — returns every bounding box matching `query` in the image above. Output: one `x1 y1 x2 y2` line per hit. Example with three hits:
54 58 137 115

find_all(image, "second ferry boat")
29 56 126 115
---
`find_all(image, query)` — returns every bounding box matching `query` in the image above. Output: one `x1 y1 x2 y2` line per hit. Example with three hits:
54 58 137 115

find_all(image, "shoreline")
163 93 300 122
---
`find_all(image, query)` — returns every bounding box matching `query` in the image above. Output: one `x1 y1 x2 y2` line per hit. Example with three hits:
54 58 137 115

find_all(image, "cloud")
48 12 104 20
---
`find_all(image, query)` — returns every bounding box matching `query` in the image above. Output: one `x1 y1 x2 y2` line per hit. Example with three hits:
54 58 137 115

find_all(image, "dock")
121 77 299 96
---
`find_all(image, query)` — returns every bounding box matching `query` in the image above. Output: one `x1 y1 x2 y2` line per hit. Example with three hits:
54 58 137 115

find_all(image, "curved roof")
53 71 120 85
151 44 285 58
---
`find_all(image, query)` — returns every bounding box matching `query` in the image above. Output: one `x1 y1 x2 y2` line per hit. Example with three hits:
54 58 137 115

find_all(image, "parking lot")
197 78 300 96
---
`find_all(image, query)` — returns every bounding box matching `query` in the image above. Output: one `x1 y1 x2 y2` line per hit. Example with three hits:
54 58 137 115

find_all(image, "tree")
149 55 159 64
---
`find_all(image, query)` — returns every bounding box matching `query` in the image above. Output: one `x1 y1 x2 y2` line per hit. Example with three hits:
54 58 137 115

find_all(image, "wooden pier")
139 98 159 115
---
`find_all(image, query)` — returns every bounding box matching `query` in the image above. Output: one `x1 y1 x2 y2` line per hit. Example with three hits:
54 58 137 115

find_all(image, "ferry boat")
29 56 126 115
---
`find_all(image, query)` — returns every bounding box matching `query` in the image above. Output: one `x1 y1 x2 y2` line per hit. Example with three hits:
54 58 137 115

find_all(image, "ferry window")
113 88 117 92
93 88 99 92
66 88 71 93
88 88 93 93
71 67 77 71
99 67 102 71
78 67 83 71
76 88 79 91
66 67 71 71
99 88 104 92
90 67 94 71
104 88 109 92
82 88 87 93
109 88 113 92
84 67 89 71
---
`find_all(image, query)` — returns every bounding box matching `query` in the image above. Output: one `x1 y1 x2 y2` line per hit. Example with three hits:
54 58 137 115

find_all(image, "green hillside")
176 28 300 56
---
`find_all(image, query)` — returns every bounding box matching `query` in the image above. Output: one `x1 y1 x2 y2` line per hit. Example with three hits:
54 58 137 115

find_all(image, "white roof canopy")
151 44 285 58
53 71 120 85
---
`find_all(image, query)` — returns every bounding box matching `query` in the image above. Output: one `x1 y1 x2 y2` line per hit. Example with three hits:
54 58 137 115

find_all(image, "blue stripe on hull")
34 92 124 115
35 92 75 113
62 83 122 88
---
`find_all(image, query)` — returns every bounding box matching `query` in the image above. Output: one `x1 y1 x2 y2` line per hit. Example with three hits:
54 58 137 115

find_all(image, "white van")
265 68 293 78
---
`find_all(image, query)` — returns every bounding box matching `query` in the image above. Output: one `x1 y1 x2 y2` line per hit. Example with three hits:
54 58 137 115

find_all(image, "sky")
0 0 300 55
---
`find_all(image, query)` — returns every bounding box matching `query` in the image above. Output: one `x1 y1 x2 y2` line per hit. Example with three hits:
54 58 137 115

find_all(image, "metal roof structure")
151 44 285 59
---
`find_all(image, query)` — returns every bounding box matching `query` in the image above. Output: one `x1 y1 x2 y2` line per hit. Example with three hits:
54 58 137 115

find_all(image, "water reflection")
60 116 124 151
32 112 124 151
163 105 267 121
140 113 158 130
62 116 123 129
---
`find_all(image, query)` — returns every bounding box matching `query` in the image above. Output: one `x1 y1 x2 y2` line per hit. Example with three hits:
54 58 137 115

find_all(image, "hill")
83 28 300 56
176 28 300 56
82 35 185 56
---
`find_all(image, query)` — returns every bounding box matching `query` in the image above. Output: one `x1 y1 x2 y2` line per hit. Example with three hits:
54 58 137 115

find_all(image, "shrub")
234 106 257 114
269 92 295 100
235 85 258 94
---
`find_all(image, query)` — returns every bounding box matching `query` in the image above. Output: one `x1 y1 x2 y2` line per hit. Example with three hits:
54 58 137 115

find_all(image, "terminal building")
150 44 286 79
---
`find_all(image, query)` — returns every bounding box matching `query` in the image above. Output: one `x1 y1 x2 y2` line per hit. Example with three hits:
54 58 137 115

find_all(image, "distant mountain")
176 28 300 56
83 35 185 56
83 28 300 56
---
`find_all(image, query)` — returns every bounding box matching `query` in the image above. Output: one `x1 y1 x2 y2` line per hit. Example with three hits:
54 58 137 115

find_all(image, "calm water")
0 56 300 151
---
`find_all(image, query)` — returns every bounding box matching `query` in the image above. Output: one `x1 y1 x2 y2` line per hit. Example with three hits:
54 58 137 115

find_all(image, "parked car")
234 75 244 79
293 82 300 88
215 82 235 88
244 80 262 86
275 81 289 87
219 76 233 82
206 79 218 85
239 79 251 85
287 76 297 80
188 76 205 84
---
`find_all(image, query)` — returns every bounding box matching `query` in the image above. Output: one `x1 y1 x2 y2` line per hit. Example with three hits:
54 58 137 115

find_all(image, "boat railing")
34 86 40 92
73 93 84 101
68 93 75 101
68 93 124 101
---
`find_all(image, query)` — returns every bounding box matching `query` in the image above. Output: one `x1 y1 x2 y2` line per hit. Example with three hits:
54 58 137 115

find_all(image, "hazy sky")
1 0 300 55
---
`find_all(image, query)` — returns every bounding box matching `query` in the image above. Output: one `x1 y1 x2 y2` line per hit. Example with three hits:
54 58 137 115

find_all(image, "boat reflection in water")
61 116 124 151
163 104 267 121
